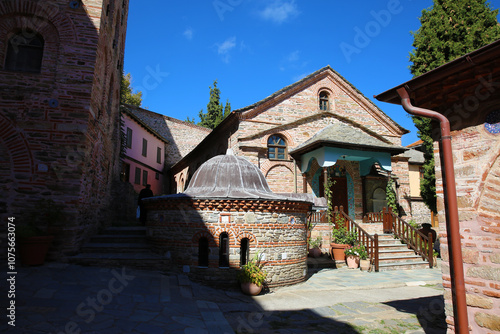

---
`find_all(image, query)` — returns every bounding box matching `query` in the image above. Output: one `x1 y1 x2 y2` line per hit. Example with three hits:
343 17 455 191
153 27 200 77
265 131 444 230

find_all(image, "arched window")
319 91 329 111
5 31 44 73
219 232 229 268
267 135 287 160
198 237 209 267
240 238 250 266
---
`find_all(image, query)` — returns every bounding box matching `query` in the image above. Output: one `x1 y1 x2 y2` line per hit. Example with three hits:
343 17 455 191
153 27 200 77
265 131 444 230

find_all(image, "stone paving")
1 262 446 333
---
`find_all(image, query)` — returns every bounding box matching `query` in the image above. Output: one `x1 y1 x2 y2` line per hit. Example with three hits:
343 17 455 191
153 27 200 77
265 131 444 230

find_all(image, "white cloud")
259 0 299 24
216 37 237 63
287 50 300 63
183 28 194 40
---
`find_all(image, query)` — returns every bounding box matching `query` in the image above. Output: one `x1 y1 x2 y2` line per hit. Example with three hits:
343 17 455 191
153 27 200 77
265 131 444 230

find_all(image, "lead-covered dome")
184 151 285 200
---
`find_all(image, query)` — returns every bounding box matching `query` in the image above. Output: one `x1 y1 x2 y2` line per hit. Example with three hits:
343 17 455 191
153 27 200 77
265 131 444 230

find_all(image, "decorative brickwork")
0 0 128 259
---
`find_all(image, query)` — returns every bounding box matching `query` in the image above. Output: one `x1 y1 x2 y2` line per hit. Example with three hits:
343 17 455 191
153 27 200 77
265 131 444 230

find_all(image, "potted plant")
238 253 267 296
344 244 363 269
18 199 64 266
330 217 357 261
308 237 322 258
358 245 370 271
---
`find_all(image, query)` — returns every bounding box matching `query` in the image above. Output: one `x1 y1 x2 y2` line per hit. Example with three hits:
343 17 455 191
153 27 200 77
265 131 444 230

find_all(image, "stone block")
467 266 500 281
490 252 500 264
462 248 479 264
466 294 493 309
475 312 500 331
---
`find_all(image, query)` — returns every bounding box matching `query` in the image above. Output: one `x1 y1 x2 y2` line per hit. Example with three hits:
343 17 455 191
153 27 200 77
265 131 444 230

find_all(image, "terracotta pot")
360 259 370 271
346 255 360 269
330 243 349 261
309 247 322 258
240 282 263 296
19 236 54 266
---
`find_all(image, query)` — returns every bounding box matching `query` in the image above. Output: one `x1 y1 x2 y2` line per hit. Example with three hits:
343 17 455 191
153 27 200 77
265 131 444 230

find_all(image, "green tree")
198 80 231 129
409 0 500 213
120 72 143 107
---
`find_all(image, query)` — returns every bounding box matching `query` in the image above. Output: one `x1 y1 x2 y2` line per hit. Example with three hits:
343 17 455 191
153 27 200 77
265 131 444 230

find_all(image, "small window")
157 147 162 164
319 91 329 111
268 135 287 160
219 232 229 268
198 237 209 267
155 172 160 180
126 128 132 148
134 167 141 184
240 238 250 267
142 138 147 157
5 30 44 73
142 170 148 186
120 163 130 182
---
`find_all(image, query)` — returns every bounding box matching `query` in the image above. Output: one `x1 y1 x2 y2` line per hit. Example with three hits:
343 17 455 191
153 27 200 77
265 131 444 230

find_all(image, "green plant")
308 237 322 248
238 253 267 287
344 244 366 257
331 225 357 245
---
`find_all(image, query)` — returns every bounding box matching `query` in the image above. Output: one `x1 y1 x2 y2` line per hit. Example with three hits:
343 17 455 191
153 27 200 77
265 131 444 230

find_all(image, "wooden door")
330 177 348 213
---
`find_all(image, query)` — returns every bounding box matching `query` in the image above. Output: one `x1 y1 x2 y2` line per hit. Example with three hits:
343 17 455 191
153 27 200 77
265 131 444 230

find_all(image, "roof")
289 123 407 157
398 148 425 164
234 65 409 135
121 105 169 143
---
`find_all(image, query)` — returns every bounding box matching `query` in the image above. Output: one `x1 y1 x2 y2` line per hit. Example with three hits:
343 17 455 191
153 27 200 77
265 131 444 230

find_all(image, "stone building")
171 66 410 221
376 39 500 333
0 0 128 258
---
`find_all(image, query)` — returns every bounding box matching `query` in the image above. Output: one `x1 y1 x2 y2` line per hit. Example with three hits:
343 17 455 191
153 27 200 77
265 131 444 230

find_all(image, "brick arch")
0 1 76 43
261 160 294 178
318 87 336 111
236 232 257 246
192 231 215 246
264 163 295 193
261 130 295 147
477 145 500 216
213 227 237 246
0 115 33 175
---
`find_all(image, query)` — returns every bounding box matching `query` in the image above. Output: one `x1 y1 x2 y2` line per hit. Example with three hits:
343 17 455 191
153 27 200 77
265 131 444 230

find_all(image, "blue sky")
124 0 500 146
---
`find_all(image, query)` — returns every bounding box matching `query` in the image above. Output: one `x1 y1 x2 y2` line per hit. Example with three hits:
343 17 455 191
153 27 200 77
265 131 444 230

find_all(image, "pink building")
121 107 168 195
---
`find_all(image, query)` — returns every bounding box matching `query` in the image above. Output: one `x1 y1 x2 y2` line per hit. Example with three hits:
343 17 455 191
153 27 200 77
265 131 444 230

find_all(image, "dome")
184 151 285 200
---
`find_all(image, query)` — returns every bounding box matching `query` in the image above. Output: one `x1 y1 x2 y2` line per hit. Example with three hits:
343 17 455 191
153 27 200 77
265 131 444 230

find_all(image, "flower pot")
309 247 322 258
240 282 263 296
360 259 370 271
19 236 54 266
346 255 360 269
330 243 348 261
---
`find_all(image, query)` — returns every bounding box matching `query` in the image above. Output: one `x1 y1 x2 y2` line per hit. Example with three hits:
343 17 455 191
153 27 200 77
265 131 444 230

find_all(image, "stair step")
379 255 425 263
378 261 430 271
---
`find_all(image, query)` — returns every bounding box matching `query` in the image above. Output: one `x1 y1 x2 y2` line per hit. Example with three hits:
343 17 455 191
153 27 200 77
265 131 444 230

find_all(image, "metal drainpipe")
396 87 469 333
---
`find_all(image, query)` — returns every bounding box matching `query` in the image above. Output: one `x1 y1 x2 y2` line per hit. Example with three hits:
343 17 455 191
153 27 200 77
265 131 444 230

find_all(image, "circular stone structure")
144 152 312 287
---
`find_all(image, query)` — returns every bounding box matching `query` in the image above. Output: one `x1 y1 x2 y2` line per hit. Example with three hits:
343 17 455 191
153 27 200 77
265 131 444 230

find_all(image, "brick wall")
435 124 500 333
0 0 128 258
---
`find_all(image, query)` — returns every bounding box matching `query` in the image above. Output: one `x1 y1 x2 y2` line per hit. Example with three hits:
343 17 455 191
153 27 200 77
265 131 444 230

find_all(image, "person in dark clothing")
419 223 439 256
138 184 154 225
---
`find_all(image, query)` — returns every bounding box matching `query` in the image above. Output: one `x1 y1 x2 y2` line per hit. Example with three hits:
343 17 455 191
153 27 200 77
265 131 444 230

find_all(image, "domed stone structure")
144 151 312 287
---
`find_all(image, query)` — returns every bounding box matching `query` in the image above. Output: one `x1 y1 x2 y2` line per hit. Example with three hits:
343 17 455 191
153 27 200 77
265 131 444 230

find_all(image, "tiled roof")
290 122 406 155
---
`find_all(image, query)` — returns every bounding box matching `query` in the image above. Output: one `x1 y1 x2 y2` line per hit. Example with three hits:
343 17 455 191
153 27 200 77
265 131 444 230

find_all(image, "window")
155 172 160 180
198 237 209 267
142 170 148 186
267 135 287 160
240 238 250 267
319 91 329 111
142 138 147 157
157 147 162 164
134 167 141 184
5 31 44 73
126 128 132 148
120 163 130 182
219 232 229 268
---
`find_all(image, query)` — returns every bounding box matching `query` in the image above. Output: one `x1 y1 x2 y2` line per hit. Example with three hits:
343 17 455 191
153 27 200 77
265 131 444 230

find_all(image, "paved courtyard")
1 262 446 333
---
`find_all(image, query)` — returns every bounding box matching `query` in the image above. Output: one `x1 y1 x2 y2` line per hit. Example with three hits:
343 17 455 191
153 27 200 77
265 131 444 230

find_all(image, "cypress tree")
409 0 500 213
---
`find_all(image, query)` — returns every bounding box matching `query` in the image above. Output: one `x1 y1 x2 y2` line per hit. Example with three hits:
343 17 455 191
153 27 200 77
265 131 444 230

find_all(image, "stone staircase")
360 222 430 271
69 226 169 270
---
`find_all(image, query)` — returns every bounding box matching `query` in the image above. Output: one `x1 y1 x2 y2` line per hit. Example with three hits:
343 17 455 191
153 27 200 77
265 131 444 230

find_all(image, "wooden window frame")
267 134 287 160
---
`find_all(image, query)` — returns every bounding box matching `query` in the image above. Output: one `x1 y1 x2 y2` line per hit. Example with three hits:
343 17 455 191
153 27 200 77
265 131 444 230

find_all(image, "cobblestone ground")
1 263 446 334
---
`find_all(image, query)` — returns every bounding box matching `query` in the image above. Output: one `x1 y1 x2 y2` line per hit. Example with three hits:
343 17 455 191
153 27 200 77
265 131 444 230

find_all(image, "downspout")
396 87 469 333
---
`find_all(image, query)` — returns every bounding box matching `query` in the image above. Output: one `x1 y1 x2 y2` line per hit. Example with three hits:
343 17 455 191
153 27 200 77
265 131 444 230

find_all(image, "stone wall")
435 123 500 333
145 197 310 287
0 0 128 259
